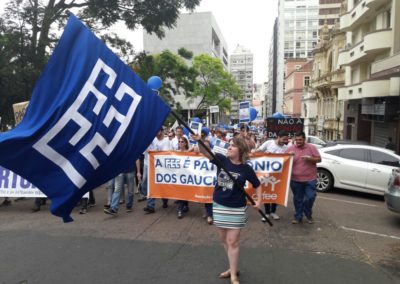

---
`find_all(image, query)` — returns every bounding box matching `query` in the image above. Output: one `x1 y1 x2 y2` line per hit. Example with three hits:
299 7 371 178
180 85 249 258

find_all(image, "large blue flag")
0 14 170 222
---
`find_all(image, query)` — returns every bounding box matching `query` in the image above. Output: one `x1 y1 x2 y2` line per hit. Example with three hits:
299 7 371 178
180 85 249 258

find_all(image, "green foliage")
131 50 198 106
191 54 242 111
0 0 201 127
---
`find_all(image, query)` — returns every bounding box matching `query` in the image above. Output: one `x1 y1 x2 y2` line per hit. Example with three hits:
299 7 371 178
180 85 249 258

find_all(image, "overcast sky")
127 0 280 83
1 0 279 83
189 0 279 83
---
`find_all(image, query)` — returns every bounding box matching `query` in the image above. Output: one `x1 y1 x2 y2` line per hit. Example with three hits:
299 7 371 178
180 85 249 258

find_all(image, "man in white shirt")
170 125 184 150
254 130 289 221
142 127 171 214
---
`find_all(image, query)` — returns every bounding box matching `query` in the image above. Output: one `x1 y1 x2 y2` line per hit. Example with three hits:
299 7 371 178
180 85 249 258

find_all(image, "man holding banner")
286 131 321 224
254 130 289 221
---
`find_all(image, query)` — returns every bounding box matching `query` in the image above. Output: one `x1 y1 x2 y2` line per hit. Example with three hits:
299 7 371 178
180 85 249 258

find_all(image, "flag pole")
167 107 273 227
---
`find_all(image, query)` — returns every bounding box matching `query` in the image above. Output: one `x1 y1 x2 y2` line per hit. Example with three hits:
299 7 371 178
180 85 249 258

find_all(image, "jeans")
106 179 115 206
205 203 213 217
110 172 135 212
264 203 277 214
290 180 317 221
177 200 189 212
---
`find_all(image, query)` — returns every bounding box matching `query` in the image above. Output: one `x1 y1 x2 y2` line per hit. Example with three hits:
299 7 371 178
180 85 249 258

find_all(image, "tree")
131 49 197 106
0 0 201 127
3 0 201 71
191 54 242 112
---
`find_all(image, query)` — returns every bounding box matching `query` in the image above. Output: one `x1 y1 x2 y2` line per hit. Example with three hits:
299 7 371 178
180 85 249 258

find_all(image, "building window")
304 76 310 87
384 9 391 28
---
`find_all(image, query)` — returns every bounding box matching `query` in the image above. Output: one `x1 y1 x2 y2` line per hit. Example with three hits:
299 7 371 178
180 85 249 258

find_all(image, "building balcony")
371 52 400 75
338 79 390 101
363 29 392 54
365 0 391 10
337 41 367 66
340 1 374 32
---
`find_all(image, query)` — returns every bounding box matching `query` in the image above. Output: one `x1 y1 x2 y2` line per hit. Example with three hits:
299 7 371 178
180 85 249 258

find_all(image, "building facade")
229 45 254 121
143 12 228 118
338 0 400 151
301 87 318 135
284 58 313 117
319 0 342 30
266 18 279 116
311 20 346 140
276 0 320 113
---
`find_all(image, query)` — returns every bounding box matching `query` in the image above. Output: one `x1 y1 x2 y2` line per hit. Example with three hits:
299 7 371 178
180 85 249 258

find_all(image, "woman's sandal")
219 269 240 279
231 278 240 284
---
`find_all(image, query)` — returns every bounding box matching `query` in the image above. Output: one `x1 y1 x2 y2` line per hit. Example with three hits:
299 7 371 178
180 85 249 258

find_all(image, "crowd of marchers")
0 123 321 226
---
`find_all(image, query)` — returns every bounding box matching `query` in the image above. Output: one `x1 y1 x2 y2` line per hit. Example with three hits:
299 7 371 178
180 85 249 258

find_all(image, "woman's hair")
179 136 189 150
231 137 250 163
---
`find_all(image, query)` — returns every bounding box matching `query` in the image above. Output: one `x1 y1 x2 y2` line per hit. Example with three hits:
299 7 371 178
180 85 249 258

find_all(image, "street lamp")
336 111 341 140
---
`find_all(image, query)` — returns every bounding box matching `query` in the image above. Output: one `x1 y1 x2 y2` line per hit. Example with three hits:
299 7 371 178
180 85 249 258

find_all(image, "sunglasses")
178 140 186 143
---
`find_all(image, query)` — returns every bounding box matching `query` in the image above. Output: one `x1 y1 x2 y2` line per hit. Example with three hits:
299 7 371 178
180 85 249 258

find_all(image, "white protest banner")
0 166 88 198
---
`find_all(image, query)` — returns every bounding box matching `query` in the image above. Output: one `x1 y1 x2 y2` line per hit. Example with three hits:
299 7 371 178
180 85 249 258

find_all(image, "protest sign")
266 117 304 138
212 138 229 156
148 151 293 206
239 101 250 123
13 101 30 126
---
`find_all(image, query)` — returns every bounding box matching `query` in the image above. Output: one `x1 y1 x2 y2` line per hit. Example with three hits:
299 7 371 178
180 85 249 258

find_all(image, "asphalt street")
0 186 399 284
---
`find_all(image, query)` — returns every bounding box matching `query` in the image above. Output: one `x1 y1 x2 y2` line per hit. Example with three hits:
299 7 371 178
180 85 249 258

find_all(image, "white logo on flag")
33 59 142 188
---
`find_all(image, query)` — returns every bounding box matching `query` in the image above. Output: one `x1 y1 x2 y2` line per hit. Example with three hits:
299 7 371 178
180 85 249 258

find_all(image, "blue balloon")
250 107 258 121
201 127 210 136
272 112 285 119
191 117 201 123
147 76 163 90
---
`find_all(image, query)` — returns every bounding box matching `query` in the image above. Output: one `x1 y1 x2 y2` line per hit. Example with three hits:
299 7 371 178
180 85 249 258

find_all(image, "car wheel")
317 169 333 192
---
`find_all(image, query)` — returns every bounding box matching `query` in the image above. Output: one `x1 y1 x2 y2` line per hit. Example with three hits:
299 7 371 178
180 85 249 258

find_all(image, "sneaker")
207 216 213 225
31 206 41 212
79 208 87 214
144 208 155 214
104 204 110 209
177 211 183 219
138 197 147 202
104 208 118 216
306 217 314 224
0 199 11 206
291 219 302 224
88 202 96 208
261 214 270 222
126 208 133 213
270 213 280 220
143 206 155 214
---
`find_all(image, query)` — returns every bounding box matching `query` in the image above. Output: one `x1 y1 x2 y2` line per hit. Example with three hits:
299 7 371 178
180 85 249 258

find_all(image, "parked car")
385 168 400 214
316 144 400 195
307 135 327 148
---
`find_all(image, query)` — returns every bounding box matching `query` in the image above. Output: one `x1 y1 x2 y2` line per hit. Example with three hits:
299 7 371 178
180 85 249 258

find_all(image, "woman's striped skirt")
213 202 248 229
